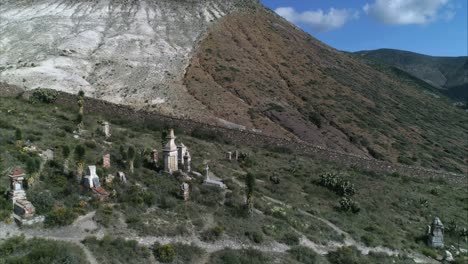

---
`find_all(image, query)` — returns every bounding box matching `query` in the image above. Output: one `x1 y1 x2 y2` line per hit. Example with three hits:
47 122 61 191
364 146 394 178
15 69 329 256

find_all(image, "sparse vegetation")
0 94 465 263
0 235 87 264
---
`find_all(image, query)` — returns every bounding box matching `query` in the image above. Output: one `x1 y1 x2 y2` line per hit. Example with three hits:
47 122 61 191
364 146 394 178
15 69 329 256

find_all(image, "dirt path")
261 195 438 264
0 198 438 264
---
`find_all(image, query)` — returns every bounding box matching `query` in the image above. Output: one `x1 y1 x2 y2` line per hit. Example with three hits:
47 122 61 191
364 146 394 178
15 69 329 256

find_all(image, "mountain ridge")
353 48 468 101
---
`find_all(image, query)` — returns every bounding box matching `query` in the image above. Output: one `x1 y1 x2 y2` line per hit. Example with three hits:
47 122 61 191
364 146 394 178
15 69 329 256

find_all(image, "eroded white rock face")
0 0 243 108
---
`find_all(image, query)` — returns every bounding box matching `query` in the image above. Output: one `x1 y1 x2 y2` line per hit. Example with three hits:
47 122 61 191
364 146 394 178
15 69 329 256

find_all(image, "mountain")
354 49 468 101
1 1 467 173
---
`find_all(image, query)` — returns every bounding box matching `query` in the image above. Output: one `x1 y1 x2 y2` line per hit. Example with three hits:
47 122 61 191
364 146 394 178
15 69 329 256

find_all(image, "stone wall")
2 89 465 184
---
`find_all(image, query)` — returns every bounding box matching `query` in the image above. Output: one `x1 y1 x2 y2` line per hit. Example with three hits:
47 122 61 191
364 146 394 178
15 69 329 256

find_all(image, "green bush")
281 232 300 246
28 191 54 215
316 172 356 197
154 244 176 263
45 207 76 227
245 231 263 244
309 112 323 128
30 88 58 104
83 236 151 264
201 226 224 242
327 246 362 264
288 246 318 264
0 236 87 264
339 197 361 214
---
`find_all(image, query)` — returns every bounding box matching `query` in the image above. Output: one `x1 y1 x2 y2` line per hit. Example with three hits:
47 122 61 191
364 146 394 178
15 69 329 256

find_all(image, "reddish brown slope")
184 6 468 172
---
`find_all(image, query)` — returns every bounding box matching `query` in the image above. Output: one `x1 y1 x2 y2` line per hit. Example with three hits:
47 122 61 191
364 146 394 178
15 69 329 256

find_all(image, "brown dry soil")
183 5 468 173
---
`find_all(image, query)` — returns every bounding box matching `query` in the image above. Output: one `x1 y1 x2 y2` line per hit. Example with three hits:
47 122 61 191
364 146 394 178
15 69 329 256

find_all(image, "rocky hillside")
1 1 467 172
183 6 468 172
354 49 468 101
0 0 255 115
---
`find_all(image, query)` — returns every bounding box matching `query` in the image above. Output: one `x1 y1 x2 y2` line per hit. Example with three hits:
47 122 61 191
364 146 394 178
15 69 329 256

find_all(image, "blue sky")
260 0 467 57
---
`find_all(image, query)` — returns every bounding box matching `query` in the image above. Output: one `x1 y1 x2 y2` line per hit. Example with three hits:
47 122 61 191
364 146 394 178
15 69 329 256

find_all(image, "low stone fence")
2 88 465 184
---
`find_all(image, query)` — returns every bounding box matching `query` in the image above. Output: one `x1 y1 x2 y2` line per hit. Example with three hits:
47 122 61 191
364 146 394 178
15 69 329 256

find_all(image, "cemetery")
0 93 466 263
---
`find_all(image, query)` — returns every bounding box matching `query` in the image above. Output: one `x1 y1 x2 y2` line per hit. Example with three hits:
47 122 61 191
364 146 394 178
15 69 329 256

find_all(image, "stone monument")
102 121 111 138
9 168 26 202
163 129 178 173
428 217 444 248
183 151 191 172
180 183 190 201
103 154 111 168
177 143 187 166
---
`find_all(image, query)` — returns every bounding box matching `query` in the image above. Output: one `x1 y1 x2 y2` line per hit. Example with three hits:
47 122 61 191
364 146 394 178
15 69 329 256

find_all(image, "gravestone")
180 183 190 201
102 121 111 138
103 154 111 168
427 217 444 248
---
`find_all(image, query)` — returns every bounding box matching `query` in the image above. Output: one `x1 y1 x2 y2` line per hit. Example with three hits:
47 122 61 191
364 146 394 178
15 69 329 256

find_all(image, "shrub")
288 246 318 264
367 147 384 160
281 232 300 246
316 172 356 197
339 197 361 214
30 88 58 104
0 236 87 264
154 244 175 263
45 207 76 227
327 246 362 264
245 231 263 244
309 112 323 128
28 191 54 215
361 234 375 246
201 226 224 242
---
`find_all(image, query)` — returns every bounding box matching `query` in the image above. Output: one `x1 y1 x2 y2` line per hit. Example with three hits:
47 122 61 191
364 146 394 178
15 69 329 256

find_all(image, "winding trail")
262 195 438 264
0 193 438 264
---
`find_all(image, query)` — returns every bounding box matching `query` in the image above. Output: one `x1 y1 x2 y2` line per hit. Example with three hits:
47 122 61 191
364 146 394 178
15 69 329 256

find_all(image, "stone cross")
103 154 111 168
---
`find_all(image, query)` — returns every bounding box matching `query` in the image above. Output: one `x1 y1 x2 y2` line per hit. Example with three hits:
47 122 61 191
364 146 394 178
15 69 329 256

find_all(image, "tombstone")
9 168 27 202
177 143 187 166
427 217 444 248
163 129 178 173
83 166 101 189
150 149 159 164
235 150 239 161
13 199 36 219
227 151 232 161
102 121 111 138
104 174 115 184
117 171 127 184
205 164 210 181
180 183 190 201
183 151 191 172
203 164 227 189
102 154 111 168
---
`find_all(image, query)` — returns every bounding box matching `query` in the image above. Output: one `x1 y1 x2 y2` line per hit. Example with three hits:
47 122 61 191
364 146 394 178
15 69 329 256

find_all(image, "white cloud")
275 7 359 32
363 0 453 25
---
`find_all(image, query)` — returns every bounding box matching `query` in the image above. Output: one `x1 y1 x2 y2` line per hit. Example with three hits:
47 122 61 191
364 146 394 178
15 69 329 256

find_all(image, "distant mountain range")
354 49 468 101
